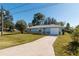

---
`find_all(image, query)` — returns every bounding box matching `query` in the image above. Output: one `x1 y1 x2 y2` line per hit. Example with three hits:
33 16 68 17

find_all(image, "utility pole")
1 5 3 36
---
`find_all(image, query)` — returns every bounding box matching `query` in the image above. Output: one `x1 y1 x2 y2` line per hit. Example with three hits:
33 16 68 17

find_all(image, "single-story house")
26 24 64 35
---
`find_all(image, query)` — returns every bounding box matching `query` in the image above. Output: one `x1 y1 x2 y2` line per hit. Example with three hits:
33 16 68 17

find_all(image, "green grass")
0 32 44 49
53 33 72 56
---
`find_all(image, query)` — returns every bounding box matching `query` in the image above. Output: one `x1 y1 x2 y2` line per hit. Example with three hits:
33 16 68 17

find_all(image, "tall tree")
44 17 58 25
32 13 45 26
65 23 70 30
0 9 13 30
28 23 32 27
47 17 52 24
58 21 65 26
64 23 73 33
44 20 48 25
51 18 57 24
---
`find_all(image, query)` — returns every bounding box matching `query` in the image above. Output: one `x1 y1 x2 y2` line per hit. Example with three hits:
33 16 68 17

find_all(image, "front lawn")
53 33 72 56
0 32 44 49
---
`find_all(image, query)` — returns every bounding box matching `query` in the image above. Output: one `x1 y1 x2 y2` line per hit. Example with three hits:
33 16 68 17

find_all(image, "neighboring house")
27 24 64 35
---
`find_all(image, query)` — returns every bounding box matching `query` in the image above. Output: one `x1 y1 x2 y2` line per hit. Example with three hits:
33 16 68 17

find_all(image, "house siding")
26 25 64 35
44 28 50 35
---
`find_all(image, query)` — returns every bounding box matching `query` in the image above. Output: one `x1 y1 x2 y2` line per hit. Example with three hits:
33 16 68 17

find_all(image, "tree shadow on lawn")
3 32 21 36
3 32 46 36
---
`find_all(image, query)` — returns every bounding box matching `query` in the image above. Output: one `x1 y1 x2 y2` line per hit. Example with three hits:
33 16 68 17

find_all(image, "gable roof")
27 24 64 29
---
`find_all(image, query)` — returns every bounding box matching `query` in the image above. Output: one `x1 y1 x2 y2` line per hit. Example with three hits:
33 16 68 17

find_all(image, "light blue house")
27 24 64 35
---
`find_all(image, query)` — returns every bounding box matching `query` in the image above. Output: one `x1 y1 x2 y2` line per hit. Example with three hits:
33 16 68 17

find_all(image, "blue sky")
0 3 79 27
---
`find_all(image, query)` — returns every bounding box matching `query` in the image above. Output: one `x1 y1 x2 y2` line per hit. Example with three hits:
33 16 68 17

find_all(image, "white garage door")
50 28 59 35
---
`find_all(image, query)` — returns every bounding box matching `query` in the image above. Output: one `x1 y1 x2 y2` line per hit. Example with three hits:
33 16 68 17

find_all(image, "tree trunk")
20 30 23 34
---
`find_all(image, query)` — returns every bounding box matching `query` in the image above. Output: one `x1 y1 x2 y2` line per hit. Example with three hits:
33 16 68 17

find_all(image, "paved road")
0 36 57 56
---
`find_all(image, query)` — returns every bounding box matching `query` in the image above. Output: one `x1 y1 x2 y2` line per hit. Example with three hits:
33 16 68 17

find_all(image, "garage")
50 28 60 35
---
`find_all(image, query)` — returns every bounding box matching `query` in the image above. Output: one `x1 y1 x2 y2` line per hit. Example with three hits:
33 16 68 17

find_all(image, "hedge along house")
27 24 64 35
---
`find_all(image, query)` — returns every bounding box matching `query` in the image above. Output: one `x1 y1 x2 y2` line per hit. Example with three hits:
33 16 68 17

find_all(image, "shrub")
15 20 27 34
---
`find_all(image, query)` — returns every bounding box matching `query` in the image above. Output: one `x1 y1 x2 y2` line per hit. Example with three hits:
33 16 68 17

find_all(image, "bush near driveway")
53 33 72 56
54 25 79 56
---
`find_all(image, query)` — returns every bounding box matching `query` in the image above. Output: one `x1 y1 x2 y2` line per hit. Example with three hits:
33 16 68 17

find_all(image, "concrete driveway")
0 36 57 56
